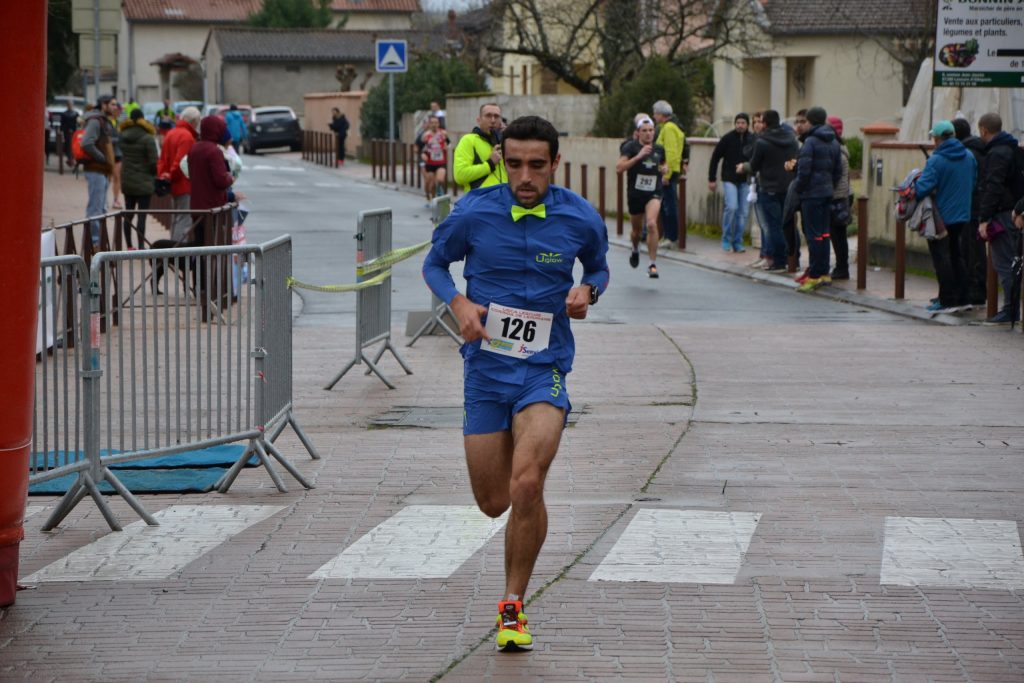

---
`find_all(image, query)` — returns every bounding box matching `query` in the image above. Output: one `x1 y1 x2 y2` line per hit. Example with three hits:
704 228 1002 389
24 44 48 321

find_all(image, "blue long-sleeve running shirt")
422 183 610 383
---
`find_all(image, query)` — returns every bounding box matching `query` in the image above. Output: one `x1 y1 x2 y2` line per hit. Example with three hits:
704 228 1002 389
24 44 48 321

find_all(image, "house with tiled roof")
711 0 932 133
117 0 422 104
202 27 445 116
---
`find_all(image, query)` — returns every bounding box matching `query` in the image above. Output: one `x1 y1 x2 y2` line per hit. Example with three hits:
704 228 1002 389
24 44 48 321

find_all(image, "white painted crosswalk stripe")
881 516 1024 590
21 505 285 583
308 505 507 579
590 509 761 584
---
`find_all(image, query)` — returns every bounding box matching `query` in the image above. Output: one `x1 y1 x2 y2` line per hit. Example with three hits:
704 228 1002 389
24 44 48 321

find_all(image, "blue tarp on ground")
28 444 258 495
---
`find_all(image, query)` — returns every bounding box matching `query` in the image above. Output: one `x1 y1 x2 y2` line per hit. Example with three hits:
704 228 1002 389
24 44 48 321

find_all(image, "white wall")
119 23 211 104
714 35 906 132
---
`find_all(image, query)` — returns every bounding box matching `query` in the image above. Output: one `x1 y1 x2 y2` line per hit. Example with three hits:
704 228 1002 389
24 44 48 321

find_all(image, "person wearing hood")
187 115 235 221
951 118 988 306
739 109 798 272
708 113 752 252
914 120 976 313
453 102 506 193
976 112 1022 324
793 106 842 292
158 106 201 243
119 108 158 248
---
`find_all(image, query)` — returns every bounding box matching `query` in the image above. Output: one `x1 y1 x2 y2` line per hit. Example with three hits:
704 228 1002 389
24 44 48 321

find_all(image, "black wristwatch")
588 284 600 305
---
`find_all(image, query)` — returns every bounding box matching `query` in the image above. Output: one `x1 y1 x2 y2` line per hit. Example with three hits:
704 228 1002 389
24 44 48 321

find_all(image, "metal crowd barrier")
407 195 462 347
31 236 318 532
324 209 413 390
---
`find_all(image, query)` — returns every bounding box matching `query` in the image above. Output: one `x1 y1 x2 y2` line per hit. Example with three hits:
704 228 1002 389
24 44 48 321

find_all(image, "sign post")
376 40 408 179
933 0 1024 88
71 0 118 102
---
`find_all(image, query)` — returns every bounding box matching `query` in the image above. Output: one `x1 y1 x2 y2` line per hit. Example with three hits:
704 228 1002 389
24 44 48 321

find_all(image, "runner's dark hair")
501 115 560 160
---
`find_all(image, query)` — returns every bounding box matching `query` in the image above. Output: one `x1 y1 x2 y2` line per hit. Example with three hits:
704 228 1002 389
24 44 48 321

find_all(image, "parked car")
45 104 81 155
172 100 204 116
212 104 253 124
141 101 164 123
247 106 302 153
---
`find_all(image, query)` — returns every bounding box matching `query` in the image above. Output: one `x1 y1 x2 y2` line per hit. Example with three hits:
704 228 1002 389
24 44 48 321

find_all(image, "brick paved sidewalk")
6 161 1021 682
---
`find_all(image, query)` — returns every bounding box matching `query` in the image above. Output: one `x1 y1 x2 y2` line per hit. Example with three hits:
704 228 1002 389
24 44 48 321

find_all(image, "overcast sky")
421 0 487 12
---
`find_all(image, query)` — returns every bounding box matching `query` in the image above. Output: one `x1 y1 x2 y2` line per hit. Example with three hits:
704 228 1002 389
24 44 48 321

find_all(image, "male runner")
420 114 450 201
617 116 667 278
453 102 506 192
422 115 610 652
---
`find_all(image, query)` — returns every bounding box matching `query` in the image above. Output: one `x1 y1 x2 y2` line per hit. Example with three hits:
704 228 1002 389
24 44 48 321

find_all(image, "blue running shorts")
463 365 571 435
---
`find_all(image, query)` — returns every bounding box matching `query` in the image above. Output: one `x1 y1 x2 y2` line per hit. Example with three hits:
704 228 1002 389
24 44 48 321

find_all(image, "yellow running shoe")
495 600 533 651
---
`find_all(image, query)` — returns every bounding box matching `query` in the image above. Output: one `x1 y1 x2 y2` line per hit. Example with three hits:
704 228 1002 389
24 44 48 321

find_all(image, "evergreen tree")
360 55 484 140
249 0 332 28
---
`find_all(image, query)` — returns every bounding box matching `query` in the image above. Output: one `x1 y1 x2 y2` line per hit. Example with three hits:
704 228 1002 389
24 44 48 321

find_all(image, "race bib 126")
482 303 553 359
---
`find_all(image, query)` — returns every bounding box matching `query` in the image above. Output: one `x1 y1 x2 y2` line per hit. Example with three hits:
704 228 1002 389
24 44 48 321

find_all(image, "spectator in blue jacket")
914 120 977 313
224 105 247 154
793 106 841 291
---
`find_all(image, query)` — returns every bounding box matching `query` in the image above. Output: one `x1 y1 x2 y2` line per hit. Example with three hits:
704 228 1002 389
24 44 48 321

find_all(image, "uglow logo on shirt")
488 339 515 351
535 252 563 264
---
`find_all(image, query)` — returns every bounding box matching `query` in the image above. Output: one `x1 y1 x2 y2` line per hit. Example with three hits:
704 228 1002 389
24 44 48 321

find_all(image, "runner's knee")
509 469 544 507
476 493 510 518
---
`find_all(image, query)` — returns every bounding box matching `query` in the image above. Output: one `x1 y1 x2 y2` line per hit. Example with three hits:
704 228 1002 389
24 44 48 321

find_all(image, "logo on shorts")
535 252 563 264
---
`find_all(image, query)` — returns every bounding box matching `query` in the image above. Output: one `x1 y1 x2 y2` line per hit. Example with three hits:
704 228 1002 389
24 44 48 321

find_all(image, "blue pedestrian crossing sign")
376 40 408 73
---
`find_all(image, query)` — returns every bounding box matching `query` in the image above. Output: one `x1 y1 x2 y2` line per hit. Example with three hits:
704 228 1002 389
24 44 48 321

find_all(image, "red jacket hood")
200 115 227 143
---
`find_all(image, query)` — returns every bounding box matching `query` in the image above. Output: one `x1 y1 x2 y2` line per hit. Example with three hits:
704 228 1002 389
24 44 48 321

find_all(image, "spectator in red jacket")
187 115 235 245
157 107 200 242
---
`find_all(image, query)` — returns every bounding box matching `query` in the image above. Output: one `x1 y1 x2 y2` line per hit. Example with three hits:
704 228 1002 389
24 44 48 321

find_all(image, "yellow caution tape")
357 240 431 277
287 269 391 293
286 240 432 293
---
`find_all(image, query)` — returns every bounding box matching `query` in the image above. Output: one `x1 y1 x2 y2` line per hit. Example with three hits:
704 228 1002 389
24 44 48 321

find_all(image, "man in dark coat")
329 108 349 166
793 106 841 291
740 109 798 272
976 112 1022 324
708 113 752 252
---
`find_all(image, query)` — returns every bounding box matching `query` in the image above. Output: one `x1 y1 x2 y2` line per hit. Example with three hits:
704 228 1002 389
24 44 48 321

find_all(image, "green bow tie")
510 203 546 222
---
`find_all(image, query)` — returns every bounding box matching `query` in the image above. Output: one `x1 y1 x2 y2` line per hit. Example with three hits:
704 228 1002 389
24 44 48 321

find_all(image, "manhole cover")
370 405 585 429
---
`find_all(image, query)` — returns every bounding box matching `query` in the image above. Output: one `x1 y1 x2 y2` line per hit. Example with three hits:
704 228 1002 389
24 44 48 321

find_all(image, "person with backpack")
79 94 117 245
118 108 158 249
453 103 506 193
976 112 1023 324
914 120 977 313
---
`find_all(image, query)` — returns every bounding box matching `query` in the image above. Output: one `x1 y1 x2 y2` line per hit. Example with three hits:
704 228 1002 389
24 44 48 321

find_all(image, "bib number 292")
499 316 536 342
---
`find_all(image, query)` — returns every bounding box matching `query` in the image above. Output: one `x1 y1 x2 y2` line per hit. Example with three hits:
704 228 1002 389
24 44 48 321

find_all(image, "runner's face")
637 123 654 144
478 106 501 133
428 117 438 131
504 138 558 209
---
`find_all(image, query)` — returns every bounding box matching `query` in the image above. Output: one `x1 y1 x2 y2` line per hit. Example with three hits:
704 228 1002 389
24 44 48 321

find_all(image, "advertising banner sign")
934 0 1024 87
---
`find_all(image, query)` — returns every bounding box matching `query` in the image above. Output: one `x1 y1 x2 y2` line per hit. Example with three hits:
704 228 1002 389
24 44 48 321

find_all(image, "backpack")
71 129 90 163
894 168 922 222
1010 144 1024 201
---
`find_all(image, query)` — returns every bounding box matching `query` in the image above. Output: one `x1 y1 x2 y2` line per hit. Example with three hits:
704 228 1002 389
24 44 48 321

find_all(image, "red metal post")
564 162 571 190
0 0 45 607
598 167 606 219
856 196 868 289
580 164 588 201
616 171 624 236
986 244 998 319
678 174 687 250
894 219 906 300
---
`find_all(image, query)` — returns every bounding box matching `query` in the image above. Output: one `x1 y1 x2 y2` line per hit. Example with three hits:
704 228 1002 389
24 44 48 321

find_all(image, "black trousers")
928 221 968 307
123 194 152 248
336 135 347 162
